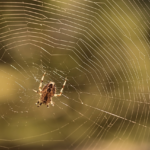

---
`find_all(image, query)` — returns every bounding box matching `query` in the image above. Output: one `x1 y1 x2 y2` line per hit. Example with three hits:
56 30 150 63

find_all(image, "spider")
33 72 67 108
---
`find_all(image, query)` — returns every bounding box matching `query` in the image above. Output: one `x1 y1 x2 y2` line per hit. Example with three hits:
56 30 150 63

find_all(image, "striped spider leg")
54 78 67 97
33 72 46 106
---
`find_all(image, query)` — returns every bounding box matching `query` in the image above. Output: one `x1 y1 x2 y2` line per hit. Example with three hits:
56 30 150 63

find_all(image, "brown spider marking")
33 72 67 108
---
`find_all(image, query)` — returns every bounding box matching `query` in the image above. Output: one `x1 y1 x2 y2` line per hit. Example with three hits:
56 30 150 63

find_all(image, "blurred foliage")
0 0 150 149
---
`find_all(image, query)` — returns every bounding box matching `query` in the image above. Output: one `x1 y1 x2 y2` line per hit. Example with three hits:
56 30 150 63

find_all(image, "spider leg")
39 72 46 92
50 99 54 106
33 89 38 93
37 102 42 107
47 104 49 108
35 100 39 105
54 78 67 97
33 90 42 96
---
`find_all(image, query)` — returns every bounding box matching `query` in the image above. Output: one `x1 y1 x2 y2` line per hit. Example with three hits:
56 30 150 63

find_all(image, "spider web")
0 0 150 149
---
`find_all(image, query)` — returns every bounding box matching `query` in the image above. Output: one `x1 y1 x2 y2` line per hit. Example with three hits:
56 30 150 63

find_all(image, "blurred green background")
0 0 150 149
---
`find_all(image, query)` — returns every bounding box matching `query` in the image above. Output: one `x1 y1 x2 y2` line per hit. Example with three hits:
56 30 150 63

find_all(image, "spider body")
33 72 67 108
40 82 56 106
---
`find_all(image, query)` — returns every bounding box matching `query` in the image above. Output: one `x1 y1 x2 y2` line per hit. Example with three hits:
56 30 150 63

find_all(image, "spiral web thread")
0 0 150 149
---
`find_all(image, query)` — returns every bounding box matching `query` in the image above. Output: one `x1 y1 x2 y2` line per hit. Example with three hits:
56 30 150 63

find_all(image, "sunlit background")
0 0 150 149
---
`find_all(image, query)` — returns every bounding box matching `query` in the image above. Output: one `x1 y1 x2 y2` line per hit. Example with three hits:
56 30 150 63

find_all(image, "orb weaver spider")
33 72 67 108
